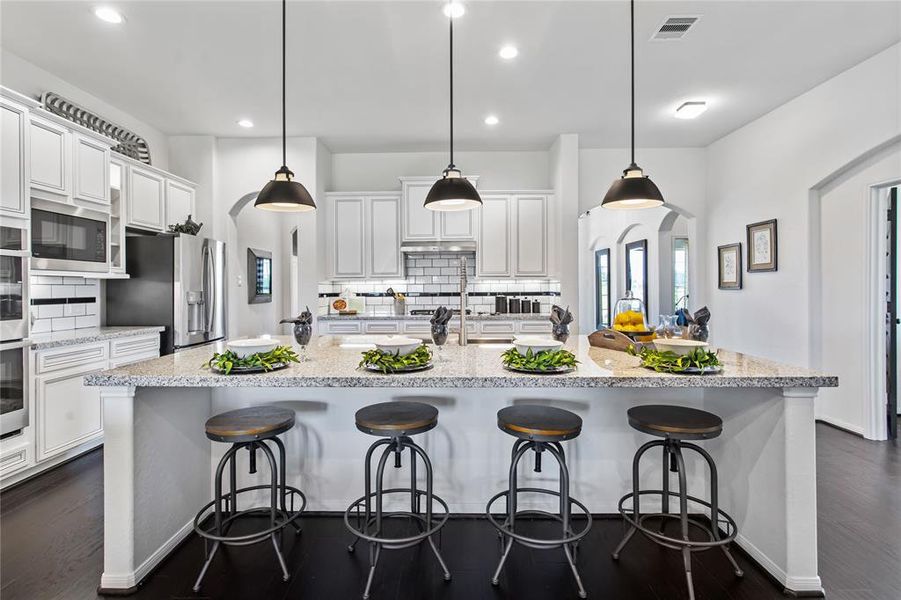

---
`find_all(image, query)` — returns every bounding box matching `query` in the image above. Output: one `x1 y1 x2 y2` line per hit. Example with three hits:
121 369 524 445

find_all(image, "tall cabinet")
326 192 403 279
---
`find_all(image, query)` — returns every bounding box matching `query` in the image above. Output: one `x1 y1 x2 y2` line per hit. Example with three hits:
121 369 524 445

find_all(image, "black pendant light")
424 10 481 212
602 0 664 210
255 0 316 212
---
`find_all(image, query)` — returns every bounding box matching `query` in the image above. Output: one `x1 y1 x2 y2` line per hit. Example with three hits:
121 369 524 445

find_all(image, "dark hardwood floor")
1 424 897 600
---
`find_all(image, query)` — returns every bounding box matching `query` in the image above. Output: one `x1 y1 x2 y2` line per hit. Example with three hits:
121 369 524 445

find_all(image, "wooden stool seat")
497 405 582 442
627 405 722 440
355 401 438 436
204 406 295 443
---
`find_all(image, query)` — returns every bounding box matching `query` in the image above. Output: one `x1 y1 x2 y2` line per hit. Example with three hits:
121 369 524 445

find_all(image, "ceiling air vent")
651 16 700 41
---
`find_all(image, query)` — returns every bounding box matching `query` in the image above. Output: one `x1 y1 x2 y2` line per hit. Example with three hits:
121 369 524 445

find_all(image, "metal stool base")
344 436 450 599
612 438 743 600
486 440 591 599
192 437 306 592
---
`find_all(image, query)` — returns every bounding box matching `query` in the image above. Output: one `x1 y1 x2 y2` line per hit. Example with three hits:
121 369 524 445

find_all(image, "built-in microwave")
31 199 109 272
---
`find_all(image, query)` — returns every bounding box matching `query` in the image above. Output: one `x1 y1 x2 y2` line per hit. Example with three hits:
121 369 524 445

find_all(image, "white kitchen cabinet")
321 320 363 335
367 194 402 277
73 133 110 205
513 195 548 277
127 165 166 232
477 195 512 277
401 178 438 241
331 195 366 278
29 116 69 197
518 320 552 334
364 321 401 334
35 363 104 461
0 97 28 218
400 176 480 242
441 209 476 240
165 178 195 228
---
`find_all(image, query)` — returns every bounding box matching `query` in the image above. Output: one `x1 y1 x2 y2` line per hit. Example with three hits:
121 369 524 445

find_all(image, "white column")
782 387 823 594
99 386 137 591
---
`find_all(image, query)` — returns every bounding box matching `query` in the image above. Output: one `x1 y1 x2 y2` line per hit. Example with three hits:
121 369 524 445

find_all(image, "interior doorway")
887 186 899 440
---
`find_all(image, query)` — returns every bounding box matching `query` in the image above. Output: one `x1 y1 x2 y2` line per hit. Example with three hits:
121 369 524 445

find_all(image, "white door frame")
865 179 901 440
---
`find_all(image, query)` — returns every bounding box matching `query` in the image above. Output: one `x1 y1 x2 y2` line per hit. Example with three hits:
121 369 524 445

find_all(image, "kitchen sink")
465 337 514 345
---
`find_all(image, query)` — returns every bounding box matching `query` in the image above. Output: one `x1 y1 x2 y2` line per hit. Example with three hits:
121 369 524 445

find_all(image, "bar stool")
612 405 743 600
485 405 592 598
192 406 306 592
344 401 450 599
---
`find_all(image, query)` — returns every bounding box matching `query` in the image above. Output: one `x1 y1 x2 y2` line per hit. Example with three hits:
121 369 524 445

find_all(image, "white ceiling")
1 1 899 152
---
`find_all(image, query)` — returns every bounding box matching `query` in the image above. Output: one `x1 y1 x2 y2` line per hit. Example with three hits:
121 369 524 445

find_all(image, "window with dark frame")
624 239 648 316
595 248 611 329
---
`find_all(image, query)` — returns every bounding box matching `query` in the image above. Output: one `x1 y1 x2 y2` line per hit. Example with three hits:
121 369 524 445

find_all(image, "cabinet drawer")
36 342 108 374
0 445 30 476
449 322 478 334
323 321 362 335
480 321 515 335
364 321 401 334
110 334 160 359
403 321 432 335
109 350 159 369
518 321 552 334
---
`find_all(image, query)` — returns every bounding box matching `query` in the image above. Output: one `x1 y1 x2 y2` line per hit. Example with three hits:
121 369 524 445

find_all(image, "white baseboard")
735 533 823 594
815 416 865 436
100 518 194 590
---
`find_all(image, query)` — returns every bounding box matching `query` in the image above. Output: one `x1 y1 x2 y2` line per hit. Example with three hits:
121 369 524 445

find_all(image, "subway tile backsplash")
318 252 561 316
29 276 100 333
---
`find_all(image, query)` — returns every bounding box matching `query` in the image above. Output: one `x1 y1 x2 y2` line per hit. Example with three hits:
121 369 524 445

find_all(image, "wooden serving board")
588 328 641 352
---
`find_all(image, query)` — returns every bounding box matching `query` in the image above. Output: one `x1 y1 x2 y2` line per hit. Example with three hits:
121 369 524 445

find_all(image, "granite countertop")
85 335 837 389
29 326 165 351
319 313 550 321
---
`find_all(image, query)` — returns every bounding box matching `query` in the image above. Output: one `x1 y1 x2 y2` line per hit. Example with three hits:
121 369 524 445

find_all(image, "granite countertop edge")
29 326 165 350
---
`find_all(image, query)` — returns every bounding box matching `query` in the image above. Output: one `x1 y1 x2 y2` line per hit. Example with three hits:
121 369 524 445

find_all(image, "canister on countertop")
522 298 532 314
509 298 521 313
495 295 508 314
532 299 541 314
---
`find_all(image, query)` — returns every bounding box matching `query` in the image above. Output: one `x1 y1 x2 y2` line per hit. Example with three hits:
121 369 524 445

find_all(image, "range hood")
400 241 477 254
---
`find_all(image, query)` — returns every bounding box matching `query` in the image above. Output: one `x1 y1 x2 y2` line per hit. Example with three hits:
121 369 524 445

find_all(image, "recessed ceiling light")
237 119 254 128
498 45 518 60
94 6 123 24
484 115 499 126
675 101 707 119
443 2 465 19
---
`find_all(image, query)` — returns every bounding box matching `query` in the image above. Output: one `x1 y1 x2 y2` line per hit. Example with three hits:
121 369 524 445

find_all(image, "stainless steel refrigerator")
106 234 227 355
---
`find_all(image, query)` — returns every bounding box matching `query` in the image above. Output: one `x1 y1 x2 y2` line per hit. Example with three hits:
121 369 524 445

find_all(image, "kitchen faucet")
459 256 468 346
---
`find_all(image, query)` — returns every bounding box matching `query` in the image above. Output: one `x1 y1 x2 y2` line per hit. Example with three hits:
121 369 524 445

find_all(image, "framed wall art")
747 219 778 272
718 243 742 290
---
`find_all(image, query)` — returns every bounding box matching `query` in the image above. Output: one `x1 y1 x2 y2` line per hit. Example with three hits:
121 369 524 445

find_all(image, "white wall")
1 49 170 169
329 150 550 191
704 43 901 436
168 136 217 238
550 134 581 332
817 144 901 434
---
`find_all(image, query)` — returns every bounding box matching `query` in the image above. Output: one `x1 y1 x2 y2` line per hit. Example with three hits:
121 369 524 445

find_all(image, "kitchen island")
86 336 836 596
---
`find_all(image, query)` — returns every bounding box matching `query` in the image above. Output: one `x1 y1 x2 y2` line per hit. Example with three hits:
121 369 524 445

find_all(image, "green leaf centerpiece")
359 346 433 374
205 345 300 375
628 345 721 373
501 347 579 372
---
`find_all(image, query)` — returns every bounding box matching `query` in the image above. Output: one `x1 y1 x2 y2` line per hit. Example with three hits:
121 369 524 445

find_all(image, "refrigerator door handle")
203 245 215 334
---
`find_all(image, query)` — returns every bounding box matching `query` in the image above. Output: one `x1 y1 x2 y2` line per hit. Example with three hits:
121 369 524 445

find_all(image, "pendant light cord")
281 0 287 168
630 0 635 166
448 15 455 169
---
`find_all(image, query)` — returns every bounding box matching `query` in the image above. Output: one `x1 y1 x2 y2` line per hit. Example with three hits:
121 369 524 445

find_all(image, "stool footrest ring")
617 489 738 550
343 487 449 548
485 487 592 549
193 484 306 546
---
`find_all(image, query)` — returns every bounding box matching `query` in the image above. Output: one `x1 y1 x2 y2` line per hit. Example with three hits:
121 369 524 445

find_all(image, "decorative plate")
210 362 289 375
362 362 434 374
503 365 576 375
